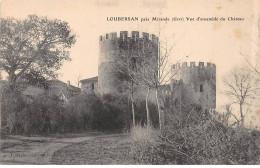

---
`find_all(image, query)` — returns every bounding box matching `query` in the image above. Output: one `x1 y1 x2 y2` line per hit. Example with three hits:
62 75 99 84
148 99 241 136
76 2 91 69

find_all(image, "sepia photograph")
0 0 260 165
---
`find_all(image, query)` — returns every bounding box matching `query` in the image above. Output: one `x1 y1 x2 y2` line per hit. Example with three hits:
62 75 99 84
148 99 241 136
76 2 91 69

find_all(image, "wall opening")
200 84 203 92
91 83 94 90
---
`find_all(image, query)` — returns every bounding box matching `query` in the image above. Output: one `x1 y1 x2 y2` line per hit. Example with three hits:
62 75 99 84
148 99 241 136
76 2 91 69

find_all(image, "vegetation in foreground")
1 90 260 164
1 91 158 135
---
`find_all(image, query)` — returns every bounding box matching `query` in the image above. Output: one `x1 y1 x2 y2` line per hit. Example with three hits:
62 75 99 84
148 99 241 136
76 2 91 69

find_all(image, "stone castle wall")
97 31 216 110
98 31 159 95
171 62 216 110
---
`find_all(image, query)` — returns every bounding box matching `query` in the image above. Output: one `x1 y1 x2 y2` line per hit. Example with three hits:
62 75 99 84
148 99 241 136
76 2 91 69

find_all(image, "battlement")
172 62 216 70
99 31 159 43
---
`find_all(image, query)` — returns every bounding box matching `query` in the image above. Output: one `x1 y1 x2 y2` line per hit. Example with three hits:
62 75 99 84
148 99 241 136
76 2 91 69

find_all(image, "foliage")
1 92 135 135
134 100 159 127
1 91 67 135
20 70 49 89
0 15 76 91
129 99 259 164
1 89 27 134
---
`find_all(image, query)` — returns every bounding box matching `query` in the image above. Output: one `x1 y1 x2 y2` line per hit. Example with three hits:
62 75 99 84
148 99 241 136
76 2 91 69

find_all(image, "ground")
0 132 260 165
0 133 131 165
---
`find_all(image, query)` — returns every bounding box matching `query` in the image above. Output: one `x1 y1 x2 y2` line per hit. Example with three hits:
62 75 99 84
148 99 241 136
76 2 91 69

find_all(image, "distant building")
21 79 80 100
79 76 98 94
47 80 80 98
22 84 46 98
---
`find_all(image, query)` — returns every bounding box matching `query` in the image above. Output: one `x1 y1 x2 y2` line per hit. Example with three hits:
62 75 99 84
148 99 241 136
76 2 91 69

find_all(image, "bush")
91 94 131 131
1 92 134 135
156 121 259 164
129 98 259 164
134 100 159 128
1 90 28 134
66 93 100 131
129 125 162 164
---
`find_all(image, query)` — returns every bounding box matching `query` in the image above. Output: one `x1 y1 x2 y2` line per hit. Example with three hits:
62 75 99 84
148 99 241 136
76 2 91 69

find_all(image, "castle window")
200 84 203 92
91 83 94 90
106 34 109 39
149 34 152 40
123 34 125 41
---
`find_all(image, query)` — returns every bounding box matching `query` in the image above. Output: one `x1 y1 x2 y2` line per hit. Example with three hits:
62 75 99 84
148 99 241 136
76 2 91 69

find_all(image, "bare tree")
115 37 158 128
75 73 82 88
223 67 259 127
149 40 184 130
115 53 137 127
220 104 240 127
115 33 182 129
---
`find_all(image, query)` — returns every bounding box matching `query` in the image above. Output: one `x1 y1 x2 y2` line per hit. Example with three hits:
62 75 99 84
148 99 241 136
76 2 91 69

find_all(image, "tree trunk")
155 89 162 130
146 87 150 128
130 91 135 128
130 80 135 127
8 73 17 93
240 103 244 127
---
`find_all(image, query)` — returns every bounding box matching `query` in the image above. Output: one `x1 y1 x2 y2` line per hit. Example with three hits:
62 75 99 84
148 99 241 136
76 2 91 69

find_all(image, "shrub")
134 100 159 127
66 93 100 131
129 98 259 164
1 90 27 134
156 120 259 164
129 125 162 164
91 94 131 131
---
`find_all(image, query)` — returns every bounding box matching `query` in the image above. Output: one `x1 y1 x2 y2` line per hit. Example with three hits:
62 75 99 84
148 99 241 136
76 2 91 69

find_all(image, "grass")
51 134 132 164
131 125 158 142
1 127 259 165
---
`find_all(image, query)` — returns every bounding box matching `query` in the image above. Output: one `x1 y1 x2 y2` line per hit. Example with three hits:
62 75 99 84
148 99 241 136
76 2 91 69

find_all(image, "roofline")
80 76 98 84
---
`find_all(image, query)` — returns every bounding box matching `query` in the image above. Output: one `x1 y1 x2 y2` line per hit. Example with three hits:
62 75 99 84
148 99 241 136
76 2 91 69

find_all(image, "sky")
1 0 260 127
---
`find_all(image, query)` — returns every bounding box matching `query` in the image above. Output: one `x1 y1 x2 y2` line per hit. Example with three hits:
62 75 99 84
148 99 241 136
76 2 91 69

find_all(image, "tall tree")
115 37 157 128
223 67 259 127
0 15 76 92
115 35 181 129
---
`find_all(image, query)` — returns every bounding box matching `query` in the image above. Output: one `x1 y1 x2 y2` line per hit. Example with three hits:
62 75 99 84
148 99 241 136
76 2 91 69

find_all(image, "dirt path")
0 134 99 164
1 133 258 165
51 134 131 164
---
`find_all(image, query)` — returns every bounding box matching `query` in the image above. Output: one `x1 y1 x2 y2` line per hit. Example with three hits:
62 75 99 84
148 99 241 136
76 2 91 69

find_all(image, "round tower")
171 62 216 110
98 31 159 95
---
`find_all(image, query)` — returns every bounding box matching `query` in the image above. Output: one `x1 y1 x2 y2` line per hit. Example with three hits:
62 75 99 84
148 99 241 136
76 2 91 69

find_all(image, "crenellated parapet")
172 61 216 82
172 62 216 70
99 31 159 44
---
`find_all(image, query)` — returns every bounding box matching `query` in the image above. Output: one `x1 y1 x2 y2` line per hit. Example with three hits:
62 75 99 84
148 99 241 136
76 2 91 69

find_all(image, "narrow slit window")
200 84 203 92
91 83 94 90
